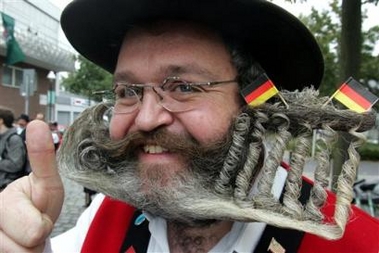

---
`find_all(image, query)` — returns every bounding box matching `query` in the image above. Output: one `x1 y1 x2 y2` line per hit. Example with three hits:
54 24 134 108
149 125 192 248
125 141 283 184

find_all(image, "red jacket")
80 183 379 253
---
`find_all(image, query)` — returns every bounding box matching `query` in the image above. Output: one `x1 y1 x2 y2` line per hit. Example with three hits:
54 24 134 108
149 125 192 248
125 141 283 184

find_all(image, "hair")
225 39 264 91
58 98 376 240
0 106 15 128
18 114 30 123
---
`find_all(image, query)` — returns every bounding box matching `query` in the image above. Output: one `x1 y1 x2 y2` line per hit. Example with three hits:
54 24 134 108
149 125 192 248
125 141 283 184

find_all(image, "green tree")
297 1 340 95
298 1 379 98
61 55 112 102
360 24 379 101
332 0 362 192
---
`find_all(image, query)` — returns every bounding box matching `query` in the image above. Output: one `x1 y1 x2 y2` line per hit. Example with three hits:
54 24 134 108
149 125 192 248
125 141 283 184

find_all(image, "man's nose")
133 89 174 132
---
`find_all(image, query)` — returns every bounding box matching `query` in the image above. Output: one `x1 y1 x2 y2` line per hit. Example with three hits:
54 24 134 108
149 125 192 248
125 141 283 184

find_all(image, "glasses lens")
159 78 203 112
113 84 141 114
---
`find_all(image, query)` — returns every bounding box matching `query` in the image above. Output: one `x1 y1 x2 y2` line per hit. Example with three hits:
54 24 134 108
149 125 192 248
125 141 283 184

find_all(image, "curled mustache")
74 120 234 184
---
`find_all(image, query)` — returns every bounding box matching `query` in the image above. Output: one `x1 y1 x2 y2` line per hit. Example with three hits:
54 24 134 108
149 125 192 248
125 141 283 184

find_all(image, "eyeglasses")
94 76 237 114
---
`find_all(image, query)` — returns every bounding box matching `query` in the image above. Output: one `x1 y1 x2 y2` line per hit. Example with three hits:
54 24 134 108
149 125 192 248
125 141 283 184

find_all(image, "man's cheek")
109 118 128 140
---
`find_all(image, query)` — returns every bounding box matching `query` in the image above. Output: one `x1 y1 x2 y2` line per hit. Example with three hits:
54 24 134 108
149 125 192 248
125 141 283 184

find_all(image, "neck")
167 220 233 253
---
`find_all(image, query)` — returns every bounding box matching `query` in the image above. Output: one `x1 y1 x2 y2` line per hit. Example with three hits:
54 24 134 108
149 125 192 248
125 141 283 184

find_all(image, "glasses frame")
93 76 237 114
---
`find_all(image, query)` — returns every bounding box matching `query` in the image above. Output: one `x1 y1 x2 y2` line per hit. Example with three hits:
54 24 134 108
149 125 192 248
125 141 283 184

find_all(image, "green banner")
1 12 25 65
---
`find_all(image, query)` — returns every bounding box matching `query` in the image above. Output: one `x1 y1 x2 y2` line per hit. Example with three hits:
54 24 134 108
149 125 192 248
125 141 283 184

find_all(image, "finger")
0 180 53 247
0 121 64 248
26 120 64 223
0 228 45 253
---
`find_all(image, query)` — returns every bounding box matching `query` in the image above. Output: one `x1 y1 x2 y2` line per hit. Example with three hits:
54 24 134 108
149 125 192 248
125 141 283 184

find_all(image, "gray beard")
57 104 249 225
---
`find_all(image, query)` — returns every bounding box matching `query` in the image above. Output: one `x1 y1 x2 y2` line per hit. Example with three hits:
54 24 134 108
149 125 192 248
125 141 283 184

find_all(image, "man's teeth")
143 145 169 154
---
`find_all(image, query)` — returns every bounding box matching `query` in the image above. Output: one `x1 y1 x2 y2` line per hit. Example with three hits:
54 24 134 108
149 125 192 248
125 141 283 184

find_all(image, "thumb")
26 120 64 223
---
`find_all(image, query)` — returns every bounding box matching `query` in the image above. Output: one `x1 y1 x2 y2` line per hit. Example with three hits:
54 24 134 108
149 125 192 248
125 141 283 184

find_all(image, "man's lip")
142 144 169 154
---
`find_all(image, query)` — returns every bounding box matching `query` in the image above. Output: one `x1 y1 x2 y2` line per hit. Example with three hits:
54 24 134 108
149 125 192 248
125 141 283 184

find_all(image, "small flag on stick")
1 12 25 65
330 77 378 113
241 73 279 106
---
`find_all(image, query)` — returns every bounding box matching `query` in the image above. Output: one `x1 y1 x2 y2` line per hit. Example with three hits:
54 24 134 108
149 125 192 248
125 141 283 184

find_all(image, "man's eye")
167 81 203 93
114 85 141 99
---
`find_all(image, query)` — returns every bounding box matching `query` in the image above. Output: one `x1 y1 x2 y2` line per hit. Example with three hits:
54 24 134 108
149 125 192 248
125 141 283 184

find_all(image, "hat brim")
61 0 324 90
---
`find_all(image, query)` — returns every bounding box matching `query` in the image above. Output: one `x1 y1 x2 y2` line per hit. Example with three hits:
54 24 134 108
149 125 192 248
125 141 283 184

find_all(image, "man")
16 113 30 137
0 0 378 252
0 107 27 190
48 122 61 151
16 113 31 174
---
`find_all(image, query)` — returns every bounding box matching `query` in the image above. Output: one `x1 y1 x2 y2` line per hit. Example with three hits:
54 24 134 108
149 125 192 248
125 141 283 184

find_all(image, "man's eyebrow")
162 64 219 80
113 64 218 83
113 71 138 83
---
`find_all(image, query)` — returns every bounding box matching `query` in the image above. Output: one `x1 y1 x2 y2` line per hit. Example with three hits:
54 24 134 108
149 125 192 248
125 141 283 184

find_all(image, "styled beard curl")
58 86 376 240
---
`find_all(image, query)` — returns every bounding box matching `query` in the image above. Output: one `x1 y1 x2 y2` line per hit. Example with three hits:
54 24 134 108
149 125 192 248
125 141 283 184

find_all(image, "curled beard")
58 103 254 225
59 86 378 239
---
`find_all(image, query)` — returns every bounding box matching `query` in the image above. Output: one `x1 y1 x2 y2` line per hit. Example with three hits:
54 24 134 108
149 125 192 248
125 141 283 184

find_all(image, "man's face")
58 22 251 222
17 119 27 128
110 22 241 183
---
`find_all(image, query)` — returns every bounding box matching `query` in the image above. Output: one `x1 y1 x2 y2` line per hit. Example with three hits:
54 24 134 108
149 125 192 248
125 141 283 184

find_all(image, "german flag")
241 73 279 106
331 77 378 113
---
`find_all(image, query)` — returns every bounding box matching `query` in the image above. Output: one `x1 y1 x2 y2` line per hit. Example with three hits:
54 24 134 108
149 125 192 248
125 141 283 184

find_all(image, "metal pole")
24 75 29 115
49 81 53 121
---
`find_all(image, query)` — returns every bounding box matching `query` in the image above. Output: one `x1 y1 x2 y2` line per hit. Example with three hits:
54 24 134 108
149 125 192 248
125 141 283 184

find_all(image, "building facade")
0 0 85 127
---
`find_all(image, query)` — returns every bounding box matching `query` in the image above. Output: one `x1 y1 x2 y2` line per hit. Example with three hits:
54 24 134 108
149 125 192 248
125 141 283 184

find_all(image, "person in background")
0 106 27 190
16 114 30 142
35 112 45 121
49 122 61 151
0 0 378 252
16 113 31 174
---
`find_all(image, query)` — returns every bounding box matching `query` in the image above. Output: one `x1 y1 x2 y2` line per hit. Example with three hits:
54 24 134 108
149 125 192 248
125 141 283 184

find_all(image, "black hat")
61 0 324 90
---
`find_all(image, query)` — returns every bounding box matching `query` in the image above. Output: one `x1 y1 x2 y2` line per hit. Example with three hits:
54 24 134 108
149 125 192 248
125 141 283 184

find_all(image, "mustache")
76 127 232 173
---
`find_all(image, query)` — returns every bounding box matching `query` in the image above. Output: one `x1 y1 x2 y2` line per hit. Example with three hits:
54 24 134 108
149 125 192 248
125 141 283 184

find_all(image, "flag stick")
277 92 289 109
322 83 346 108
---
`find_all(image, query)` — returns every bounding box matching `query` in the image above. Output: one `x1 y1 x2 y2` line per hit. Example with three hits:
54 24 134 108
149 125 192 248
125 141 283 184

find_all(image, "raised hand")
0 120 64 252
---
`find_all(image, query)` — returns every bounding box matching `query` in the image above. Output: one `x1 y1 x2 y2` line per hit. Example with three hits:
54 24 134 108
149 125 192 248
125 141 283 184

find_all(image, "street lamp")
47 71 56 122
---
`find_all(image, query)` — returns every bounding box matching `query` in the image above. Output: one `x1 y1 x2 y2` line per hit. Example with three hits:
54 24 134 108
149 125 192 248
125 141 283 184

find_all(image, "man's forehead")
116 20 234 81
123 19 223 44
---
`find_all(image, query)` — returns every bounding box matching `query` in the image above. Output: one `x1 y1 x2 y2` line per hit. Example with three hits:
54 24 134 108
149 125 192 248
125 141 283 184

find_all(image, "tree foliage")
296 1 379 100
61 55 112 101
361 25 379 89
297 1 340 95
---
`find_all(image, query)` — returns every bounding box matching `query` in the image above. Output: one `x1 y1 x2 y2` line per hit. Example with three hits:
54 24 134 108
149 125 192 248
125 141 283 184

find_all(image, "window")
2 65 24 88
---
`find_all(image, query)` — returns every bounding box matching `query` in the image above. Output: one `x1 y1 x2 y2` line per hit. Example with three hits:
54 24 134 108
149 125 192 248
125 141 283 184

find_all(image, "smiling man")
1 0 378 253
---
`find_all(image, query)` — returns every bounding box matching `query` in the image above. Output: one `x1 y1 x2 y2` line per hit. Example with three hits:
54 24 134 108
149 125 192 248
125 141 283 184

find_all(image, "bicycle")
352 178 379 217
